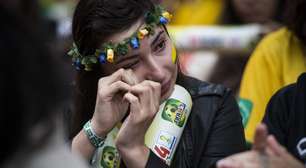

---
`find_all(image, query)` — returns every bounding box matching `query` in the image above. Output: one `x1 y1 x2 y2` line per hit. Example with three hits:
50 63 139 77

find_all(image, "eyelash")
154 38 167 52
122 38 167 69
123 60 139 69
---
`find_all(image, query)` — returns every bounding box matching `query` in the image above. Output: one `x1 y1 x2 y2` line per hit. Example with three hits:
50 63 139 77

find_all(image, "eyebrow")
115 54 138 65
151 30 165 47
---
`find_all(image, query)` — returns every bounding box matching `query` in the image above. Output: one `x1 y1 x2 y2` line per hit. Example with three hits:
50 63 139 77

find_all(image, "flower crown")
68 5 172 71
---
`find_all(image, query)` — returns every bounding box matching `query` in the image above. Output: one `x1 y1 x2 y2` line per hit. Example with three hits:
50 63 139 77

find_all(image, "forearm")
71 119 109 161
71 130 96 161
118 145 150 168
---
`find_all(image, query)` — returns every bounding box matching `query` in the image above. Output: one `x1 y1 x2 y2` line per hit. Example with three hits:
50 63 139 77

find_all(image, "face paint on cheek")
171 43 177 64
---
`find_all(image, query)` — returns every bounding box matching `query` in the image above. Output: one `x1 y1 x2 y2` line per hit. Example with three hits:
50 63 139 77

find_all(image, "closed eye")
122 60 139 69
153 39 167 53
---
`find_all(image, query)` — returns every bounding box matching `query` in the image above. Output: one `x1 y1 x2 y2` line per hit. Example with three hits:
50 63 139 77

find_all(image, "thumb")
252 123 268 152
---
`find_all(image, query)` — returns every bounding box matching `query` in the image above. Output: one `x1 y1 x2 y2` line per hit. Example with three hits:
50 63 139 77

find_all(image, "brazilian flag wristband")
83 120 106 148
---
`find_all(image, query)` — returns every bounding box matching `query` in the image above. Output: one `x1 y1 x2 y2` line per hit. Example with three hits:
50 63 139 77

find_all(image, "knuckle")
134 85 147 93
114 80 123 87
148 111 156 119
118 68 125 74
152 82 161 90
98 77 106 85
97 90 105 98
130 96 139 104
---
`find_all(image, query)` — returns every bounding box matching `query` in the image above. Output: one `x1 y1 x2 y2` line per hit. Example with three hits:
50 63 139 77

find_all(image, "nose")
144 56 166 82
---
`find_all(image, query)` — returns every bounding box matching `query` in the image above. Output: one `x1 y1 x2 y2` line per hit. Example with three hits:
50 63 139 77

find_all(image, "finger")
122 69 139 86
107 80 131 96
267 135 286 156
140 81 159 103
252 123 268 152
143 81 161 116
216 158 242 168
129 83 152 108
144 80 161 106
265 145 277 156
99 68 126 85
123 92 141 116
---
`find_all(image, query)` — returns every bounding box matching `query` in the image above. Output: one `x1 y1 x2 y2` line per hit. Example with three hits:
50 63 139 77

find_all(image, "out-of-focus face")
101 20 178 101
232 0 278 23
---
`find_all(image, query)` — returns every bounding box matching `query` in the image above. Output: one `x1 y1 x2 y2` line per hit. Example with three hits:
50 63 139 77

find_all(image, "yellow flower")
107 49 114 63
138 28 149 39
162 12 172 21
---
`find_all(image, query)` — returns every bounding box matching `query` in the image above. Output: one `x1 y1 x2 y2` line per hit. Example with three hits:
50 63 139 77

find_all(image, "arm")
115 80 163 168
262 85 295 146
71 69 137 161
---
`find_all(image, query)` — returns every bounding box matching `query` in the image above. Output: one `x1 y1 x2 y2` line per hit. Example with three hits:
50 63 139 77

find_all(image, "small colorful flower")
107 49 114 63
159 17 168 24
138 28 149 39
162 12 172 21
74 58 82 70
98 53 106 64
130 37 140 49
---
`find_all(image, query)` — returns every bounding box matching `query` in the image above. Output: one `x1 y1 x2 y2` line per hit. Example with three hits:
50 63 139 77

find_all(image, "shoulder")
268 73 306 107
177 74 238 120
259 27 293 47
266 81 296 114
177 74 231 99
252 28 295 60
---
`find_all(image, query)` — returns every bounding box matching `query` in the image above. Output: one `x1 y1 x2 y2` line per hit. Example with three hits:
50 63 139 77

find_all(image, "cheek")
131 70 145 82
162 39 176 64
160 41 177 72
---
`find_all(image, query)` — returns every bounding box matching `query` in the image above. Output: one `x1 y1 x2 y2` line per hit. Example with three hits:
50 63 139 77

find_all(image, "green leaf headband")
68 5 173 71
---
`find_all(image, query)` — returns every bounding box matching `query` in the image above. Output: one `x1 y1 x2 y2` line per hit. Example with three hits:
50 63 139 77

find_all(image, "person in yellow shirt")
239 0 306 143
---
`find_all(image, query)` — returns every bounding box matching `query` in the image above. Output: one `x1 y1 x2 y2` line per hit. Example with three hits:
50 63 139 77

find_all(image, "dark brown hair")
285 0 306 46
70 0 156 138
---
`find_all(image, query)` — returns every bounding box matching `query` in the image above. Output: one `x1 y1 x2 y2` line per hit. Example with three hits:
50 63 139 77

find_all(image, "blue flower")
130 37 139 49
99 53 106 64
159 17 168 24
74 59 82 70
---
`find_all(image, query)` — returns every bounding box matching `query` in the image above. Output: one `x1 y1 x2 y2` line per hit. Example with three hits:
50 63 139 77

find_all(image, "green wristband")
83 120 106 148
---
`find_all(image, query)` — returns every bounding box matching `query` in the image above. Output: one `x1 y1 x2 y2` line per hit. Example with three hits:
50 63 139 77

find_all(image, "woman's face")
232 0 278 23
101 20 178 101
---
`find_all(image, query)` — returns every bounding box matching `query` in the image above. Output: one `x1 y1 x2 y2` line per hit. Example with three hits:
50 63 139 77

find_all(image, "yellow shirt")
171 0 224 25
239 28 306 143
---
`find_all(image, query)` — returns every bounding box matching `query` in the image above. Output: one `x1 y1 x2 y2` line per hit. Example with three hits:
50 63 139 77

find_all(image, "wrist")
118 145 150 168
91 117 109 137
83 120 107 148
